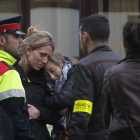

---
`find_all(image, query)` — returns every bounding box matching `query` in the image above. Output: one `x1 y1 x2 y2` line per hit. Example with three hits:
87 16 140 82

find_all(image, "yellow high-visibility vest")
0 50 25 101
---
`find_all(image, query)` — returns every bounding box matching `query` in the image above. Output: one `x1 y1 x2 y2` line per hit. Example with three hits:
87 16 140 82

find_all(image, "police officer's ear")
25 46 31 56
0 35 6 46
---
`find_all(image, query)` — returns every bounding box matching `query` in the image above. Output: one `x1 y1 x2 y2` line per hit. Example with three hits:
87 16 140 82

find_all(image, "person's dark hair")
80 14 110 42
123 19 140 51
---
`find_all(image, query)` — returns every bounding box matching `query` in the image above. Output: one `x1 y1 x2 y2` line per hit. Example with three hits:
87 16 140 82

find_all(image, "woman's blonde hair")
48 51 66 66
21 26 55 59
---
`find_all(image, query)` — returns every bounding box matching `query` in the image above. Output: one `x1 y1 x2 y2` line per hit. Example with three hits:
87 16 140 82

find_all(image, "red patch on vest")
0 61 10 75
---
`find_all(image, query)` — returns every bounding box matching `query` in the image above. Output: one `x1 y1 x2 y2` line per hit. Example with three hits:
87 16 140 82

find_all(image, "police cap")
0 15 26 36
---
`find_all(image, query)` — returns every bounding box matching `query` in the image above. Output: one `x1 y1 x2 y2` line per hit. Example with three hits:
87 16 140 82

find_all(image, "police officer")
0 15 35 140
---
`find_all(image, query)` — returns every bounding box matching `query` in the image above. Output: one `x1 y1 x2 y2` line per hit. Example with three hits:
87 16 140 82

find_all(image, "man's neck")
0 46 5 51
87 41 108 54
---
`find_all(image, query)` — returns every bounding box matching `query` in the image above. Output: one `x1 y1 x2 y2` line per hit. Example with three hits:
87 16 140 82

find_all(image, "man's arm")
69 63 94 140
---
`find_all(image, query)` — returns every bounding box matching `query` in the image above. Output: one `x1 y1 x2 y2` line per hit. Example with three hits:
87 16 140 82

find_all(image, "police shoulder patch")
0 61 10 76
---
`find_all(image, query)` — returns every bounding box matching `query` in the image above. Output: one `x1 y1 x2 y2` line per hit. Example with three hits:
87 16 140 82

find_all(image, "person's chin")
34 67 40 71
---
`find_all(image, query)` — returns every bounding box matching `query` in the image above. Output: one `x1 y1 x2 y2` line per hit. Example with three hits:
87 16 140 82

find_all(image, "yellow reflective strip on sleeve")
73 100 93 114
0 70 25 94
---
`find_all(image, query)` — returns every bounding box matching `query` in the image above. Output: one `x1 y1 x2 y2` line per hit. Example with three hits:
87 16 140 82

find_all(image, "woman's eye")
40 53 46 57
51 69 55 73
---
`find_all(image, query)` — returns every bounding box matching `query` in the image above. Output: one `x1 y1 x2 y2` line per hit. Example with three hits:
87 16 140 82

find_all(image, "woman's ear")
25 46 31 56
123 39 127 48
123 39 129 54
60 60 63 68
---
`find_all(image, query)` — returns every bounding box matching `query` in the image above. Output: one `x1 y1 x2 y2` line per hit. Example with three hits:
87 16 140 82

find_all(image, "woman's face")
26 45 53 71
44 61 63 82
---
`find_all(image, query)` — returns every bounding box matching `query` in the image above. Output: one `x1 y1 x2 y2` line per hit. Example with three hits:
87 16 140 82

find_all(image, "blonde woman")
14 27 61 140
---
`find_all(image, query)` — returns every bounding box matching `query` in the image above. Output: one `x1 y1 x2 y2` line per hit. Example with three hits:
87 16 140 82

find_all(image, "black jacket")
0 107 14 140
14 63 61 140
102 52 140 140
69 45 122 140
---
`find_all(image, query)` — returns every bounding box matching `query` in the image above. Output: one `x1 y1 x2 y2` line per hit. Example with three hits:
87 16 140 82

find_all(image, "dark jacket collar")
14 62 45 84
14 61 28 82
118 51 140 64
89 45 112 54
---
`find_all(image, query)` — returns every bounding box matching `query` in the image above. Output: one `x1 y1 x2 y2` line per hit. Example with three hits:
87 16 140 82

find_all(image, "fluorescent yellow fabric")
0 50 17 65
0 70 25 98
0 50 25 101
73 100 93 114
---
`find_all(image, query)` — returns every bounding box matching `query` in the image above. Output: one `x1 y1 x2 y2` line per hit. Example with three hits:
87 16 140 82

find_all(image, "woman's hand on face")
28 104 41 120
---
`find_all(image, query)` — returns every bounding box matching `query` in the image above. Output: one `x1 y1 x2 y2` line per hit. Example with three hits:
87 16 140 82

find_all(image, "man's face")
4 34 22 58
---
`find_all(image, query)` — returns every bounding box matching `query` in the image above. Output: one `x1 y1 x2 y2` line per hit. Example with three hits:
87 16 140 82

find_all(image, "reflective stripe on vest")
0 89 25 101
